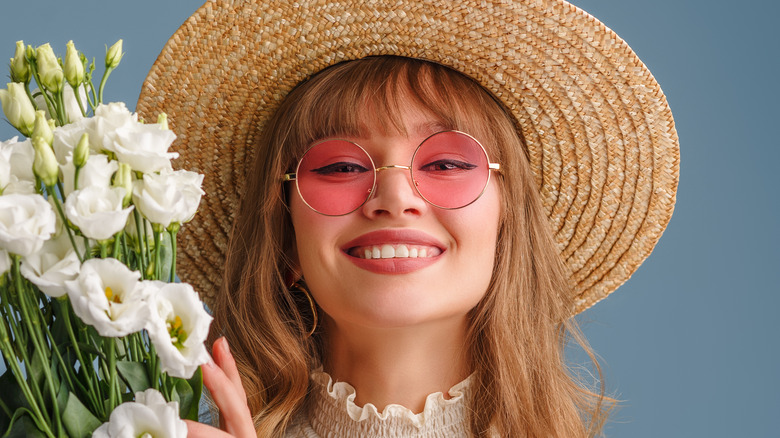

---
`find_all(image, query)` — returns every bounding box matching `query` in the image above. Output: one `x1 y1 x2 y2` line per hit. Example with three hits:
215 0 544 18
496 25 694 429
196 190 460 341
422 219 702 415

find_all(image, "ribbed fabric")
284 370 472 437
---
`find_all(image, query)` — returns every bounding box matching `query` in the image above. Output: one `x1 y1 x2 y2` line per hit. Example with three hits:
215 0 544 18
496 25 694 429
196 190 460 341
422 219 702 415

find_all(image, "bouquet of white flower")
0 40 210 437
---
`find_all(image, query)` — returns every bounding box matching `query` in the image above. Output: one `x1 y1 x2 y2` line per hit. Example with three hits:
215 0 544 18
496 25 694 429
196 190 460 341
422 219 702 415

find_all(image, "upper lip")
341 229 446 253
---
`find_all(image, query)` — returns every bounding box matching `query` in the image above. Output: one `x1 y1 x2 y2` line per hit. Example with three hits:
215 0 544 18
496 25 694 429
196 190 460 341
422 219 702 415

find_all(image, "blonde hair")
213 56 610 437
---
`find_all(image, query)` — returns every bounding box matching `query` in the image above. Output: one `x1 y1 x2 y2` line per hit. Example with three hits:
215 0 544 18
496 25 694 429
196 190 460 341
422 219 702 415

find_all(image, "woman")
137 1 679 436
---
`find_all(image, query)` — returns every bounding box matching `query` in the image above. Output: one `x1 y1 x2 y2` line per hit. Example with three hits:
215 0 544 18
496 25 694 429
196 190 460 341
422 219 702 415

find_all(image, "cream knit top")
284 370 472 437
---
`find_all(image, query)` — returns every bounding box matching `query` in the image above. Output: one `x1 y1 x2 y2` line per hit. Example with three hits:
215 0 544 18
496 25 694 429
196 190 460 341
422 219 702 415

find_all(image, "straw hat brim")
136 0 679 314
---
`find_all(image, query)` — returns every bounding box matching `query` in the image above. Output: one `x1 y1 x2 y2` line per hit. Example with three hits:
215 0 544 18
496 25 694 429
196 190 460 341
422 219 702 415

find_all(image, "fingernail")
221 336 230 354
205 355 216 368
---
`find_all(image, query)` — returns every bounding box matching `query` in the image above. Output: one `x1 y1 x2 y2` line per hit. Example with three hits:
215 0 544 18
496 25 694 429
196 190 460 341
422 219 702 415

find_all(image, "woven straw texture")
136 0 680 314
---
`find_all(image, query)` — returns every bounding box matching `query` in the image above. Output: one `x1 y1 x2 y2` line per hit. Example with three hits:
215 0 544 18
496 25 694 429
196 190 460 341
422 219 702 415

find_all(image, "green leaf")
170 378 194 421
4 410 48 438
61 392 102 438
0 370 29 426
115 361 150 394
158 231 174 282
186 367 203 421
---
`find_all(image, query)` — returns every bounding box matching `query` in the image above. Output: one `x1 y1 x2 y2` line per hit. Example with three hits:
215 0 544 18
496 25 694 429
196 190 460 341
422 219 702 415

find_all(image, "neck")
322 316 471 413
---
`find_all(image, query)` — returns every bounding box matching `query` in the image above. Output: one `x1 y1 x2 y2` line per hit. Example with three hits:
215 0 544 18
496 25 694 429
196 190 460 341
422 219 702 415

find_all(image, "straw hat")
137 0 679 313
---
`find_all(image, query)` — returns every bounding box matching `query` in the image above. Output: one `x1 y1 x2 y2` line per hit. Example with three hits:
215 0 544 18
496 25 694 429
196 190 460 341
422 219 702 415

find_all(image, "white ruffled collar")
299 369 472 437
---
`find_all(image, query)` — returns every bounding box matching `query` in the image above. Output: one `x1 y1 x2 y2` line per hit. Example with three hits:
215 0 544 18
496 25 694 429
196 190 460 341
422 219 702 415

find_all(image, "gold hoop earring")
289 280 318 337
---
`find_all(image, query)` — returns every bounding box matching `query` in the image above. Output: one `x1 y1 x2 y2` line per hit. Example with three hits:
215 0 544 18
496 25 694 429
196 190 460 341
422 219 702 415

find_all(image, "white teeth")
354 244 439 260
380 244 394 259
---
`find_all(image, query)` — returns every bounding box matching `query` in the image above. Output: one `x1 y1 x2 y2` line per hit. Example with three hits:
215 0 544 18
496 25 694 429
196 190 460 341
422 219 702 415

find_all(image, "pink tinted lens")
412 132 490 208
296 140 375 215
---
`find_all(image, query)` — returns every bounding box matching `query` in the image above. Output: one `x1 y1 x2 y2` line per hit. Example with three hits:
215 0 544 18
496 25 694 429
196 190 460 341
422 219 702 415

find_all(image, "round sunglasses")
283 130 500 216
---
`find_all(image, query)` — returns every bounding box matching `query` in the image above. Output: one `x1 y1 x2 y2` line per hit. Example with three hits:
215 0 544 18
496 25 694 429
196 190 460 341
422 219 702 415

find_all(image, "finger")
201 354 255 437
185 420 235 438
212 337 247 401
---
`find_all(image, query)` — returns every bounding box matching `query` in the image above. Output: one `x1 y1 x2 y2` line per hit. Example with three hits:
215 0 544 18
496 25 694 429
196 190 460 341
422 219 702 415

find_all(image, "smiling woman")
136 0 679 436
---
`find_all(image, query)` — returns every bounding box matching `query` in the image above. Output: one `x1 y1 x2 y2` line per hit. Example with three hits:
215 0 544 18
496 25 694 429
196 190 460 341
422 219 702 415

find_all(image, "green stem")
47 186 84 263
36 298 75 391
133 209 148 275
54 89 67 126
86 76 98 111
12 256 61 436
97 66 114 104
24 82 39 111
73 167 81 192
72 84 87 118
153 228 163 281
58 298 103 418
99 241 108 259
121 232 131 270
0 319 53 437
106 338 119 410
28 61 57 123
113 231 123 261
168 227 178 282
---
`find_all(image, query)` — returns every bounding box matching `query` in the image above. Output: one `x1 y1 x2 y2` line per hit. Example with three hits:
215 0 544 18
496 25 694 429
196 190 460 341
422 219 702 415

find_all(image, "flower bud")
25 44 35 62
64 40 84 88
0 82 36 136
157 112 168 130
73 132 90 169
36 43 64 93
33 111 54 146
10 41 30 83
105 40 124 69
32 136 59 187
113 162 133 207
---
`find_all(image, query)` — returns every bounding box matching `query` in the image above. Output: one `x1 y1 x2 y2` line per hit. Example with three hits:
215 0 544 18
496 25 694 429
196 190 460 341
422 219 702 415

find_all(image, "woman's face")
290 101 501 330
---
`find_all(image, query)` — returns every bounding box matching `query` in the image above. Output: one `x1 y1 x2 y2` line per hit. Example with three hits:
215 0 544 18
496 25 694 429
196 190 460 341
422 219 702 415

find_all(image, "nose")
361 165 428 218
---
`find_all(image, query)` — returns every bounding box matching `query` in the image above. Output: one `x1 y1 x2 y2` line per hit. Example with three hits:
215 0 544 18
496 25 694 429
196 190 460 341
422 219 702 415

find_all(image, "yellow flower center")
167 315 188 349
104 286 122 304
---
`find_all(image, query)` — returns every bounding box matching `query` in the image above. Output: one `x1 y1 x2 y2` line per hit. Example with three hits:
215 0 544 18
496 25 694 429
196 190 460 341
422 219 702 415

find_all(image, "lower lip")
344 252 442 274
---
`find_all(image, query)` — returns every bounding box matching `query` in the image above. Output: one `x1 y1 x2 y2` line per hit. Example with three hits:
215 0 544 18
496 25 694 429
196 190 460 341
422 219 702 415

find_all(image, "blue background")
1 1 778 436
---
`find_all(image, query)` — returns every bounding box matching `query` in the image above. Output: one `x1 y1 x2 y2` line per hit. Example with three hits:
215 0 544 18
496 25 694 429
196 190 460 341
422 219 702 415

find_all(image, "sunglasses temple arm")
283 173 297 181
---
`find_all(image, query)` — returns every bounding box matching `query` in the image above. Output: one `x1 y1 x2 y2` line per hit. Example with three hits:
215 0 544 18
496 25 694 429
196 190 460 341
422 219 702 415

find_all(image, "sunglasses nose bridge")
375 164 411 172
369 164 420 199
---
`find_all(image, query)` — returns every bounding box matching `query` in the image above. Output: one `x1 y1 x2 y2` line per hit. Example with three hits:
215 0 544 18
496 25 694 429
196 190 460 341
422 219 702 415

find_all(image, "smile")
349 244 443 260
341 229 445 274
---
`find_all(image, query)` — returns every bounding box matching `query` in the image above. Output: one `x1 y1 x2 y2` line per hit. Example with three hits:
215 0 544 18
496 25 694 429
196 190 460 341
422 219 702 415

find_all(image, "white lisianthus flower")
110 123 178 174
0 83 36 136
0 249 10 276
145 282 212 379
0 138 13 190
64 258 150 337
64 186 133 241
92 389 187 438
60 154 119 197
0 194 56 257
52 119 93 165
8 137 34 182
133 168 204 228
21 233 84 298
1 137 36 194
88 103 137 154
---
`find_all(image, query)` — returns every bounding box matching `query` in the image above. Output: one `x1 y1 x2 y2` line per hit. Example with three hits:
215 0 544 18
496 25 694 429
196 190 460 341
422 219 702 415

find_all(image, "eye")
419 159 478 173
311 161 370 175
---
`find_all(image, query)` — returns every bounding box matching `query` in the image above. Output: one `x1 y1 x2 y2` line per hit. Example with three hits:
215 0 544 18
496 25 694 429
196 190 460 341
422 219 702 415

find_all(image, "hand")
185 337 256 437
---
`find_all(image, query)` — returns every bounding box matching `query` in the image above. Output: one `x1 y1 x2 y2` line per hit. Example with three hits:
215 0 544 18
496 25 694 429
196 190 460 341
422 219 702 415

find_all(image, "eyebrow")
413 121 453 138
